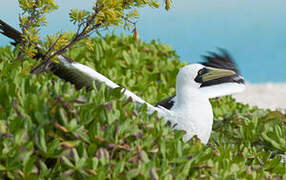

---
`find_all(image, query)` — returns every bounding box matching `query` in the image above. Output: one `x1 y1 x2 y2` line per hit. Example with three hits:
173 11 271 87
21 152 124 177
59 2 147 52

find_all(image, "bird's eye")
198 68 207 76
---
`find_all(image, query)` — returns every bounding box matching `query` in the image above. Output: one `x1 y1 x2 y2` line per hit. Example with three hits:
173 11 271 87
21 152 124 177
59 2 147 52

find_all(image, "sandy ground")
232 83 286 111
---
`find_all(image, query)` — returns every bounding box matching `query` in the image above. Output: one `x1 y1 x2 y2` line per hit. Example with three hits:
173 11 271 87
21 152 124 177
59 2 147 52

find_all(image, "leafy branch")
17 0 173 73
18 0 58 58
30 3 105 74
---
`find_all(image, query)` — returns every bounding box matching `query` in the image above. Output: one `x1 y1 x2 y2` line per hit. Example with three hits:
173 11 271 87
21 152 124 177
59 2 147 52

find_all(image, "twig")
44 34 63 59
41 3 105 64
30 1 136 73
20 0 41 32
30 34 63 74
123 17 136 26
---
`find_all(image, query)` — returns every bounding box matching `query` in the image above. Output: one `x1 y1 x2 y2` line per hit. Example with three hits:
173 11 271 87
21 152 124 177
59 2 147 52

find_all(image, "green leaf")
61 156 74 168
23 151 35 176
38 129 47 153
139 150 150 163
0 164 6 171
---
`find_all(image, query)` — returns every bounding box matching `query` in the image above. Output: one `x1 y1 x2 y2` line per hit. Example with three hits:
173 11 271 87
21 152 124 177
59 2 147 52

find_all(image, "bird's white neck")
176 83 206 105
174 82 213 144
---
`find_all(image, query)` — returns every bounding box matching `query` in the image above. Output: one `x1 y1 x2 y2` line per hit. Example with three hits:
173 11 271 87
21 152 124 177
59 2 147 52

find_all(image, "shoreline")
232 83 286 111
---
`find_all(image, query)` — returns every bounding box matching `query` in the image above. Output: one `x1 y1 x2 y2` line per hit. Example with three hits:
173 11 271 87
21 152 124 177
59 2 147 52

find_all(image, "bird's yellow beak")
202 67 236 82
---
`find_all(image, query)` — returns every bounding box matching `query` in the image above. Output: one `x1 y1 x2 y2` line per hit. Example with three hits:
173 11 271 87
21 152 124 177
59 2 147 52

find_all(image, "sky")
1 0 286 83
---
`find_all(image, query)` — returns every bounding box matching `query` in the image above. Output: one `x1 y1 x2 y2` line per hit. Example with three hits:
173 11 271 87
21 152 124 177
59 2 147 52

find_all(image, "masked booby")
0 19 245 144
156 51 245 143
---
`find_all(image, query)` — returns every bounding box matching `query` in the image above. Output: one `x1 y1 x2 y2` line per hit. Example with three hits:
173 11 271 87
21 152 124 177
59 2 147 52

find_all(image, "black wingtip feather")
0 19 22 45
0 19 94 91
200 48 244 87
201 48 240 74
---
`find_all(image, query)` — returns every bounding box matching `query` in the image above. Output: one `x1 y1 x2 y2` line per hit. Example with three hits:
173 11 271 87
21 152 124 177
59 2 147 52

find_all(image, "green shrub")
0 34 285 179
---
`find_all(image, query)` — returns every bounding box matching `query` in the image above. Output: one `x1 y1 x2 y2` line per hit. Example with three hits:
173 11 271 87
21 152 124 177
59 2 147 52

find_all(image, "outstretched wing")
0 19 162 115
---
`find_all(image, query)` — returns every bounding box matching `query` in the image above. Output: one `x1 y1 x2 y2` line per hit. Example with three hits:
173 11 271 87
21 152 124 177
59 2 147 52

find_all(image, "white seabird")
0 19 245 144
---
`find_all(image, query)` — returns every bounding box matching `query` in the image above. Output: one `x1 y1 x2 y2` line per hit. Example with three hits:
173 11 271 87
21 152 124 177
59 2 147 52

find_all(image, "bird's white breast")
171 98 213 144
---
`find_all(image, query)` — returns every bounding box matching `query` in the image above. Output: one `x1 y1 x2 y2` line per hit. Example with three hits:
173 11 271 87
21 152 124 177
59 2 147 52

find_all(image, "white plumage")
70 62 245 144
70 60 163 115
166 64 215 144
156 64 245 143
0 18 245 144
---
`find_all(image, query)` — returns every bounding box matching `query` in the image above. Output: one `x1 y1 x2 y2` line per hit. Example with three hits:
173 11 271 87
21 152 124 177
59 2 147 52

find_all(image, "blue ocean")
1 0 286 83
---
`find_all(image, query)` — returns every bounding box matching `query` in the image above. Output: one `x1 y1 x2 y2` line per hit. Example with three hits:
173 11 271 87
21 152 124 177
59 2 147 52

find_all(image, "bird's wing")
49 56 95 90
0 19 164 115
0 19 22 45
0 19 94 89
155 96 176 110
50 56 162 114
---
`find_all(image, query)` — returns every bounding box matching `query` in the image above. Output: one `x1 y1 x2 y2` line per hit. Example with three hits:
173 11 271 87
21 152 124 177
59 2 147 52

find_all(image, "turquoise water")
1 0 286 82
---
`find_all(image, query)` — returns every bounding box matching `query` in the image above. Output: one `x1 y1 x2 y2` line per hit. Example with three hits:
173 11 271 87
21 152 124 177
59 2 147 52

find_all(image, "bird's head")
176 64 236 89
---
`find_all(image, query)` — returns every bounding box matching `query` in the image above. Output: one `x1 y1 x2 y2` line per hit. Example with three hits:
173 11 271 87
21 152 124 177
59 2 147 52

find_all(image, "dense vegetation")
0 34 285 179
